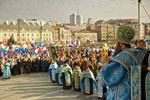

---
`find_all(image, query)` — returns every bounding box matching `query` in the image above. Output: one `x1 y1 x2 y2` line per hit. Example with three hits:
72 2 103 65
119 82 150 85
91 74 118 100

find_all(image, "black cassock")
11 64 18 76
141 51 150 100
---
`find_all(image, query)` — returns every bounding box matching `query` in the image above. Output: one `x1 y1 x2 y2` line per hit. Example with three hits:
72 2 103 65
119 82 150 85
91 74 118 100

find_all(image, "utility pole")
107 25 108 44
17 19 20 41
113 25 115 41
40 21 42 42
138 0 141 39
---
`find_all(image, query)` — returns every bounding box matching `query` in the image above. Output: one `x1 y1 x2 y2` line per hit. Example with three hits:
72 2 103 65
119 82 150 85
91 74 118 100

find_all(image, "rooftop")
0 19 52 26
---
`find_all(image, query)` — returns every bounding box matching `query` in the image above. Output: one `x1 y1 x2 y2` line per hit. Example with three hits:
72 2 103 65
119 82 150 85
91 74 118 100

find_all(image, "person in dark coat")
41 57 46 72
137 39 150 100
18 58 24 75
22 58 27 74
0 58 3 76
11 58 18 76
141 51 150 100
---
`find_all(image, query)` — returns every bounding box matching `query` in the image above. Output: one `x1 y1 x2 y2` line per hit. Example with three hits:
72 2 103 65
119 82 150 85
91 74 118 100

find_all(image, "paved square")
0 73 100 100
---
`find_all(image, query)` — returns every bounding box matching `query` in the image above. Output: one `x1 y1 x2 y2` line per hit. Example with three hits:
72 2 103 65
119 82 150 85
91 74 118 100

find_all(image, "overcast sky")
0 0 150 23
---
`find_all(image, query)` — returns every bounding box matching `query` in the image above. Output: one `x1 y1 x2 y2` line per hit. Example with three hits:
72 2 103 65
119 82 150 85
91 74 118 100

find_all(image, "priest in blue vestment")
56 64 63 85
100 26 147 100
3 58 11 79
80 66 96 95
48 60 58 83
62 61 73 90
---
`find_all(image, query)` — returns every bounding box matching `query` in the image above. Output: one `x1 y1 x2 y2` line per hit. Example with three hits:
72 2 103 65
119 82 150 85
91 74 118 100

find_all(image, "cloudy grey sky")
0 0 150 23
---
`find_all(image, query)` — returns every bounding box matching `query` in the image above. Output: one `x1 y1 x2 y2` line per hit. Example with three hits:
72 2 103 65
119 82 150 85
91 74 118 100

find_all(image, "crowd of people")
0 41 114 99
48 26 150 100
1 25 150 100
0 53 50 77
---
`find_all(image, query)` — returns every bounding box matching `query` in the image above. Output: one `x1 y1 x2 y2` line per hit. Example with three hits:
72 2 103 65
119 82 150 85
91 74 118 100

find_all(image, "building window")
17 34 19 36
32 34 34 36
22 34 24 36
4 34 6 36
47 34 48 36
37 34 39 36
27 34 29 36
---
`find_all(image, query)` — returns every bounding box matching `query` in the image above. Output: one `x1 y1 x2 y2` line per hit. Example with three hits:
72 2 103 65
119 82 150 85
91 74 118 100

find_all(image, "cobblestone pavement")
0 73 101 100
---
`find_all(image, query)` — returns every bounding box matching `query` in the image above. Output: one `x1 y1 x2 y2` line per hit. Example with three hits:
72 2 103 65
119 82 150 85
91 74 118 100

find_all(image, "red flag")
71 40 74 45
94 40 96 44
76 40 79 45
66 41 68 46
59 41 63 45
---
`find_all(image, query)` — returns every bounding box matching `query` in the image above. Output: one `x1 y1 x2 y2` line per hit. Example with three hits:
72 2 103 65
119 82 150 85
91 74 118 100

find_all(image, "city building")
73 30 97 43
70 13 83 25
95 20 105 25
70 13 77 25
86 25 95 32
50 20 57 26
95 23 119 42
64 25 86 32
0 20 18 42
52 25 72 42
0 19 52 42
87 18 94 25
145 23 150 36
76 14 83 25
130 23 145 39
107 19 138 25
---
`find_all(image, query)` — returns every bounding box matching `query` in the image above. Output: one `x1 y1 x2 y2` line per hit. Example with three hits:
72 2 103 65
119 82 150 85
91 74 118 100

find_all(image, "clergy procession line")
1 25 150 100
46 45 112 100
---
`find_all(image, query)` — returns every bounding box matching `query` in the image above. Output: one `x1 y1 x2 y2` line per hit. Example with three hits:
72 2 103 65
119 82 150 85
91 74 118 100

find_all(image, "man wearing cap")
100 26 147 100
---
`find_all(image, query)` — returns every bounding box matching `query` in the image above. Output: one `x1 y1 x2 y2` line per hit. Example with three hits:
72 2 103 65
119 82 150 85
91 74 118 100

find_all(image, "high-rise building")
87 18 94 25
70 13 76 25
70 13 83 25
76 14 83 25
